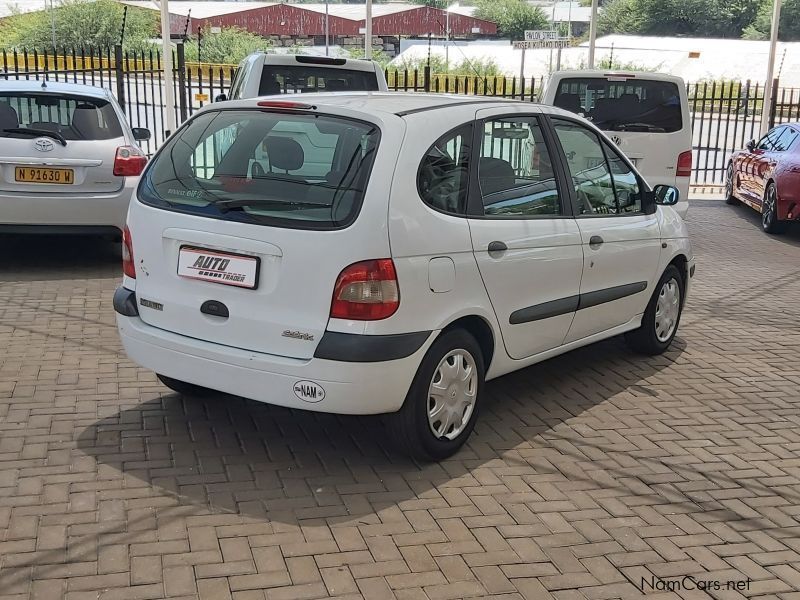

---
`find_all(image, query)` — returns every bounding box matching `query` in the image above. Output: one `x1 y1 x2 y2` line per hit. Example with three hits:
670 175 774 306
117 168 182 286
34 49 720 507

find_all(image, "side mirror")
746 139 756 152
215 93 227 102
131 127 151 142
653 184 680 206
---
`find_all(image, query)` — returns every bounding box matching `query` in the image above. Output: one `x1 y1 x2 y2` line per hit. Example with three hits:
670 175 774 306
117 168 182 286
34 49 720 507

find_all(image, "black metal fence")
2 44 798 185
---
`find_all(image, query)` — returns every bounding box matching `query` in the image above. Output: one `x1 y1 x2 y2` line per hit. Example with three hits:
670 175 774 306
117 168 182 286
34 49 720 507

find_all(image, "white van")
216 53 389 102
542 71 691 218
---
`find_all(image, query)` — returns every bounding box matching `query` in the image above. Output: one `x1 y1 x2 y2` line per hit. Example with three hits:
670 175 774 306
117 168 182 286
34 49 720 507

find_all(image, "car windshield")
553 78 683 133
259 65 379 95
138 109 380 230
0 92 123 141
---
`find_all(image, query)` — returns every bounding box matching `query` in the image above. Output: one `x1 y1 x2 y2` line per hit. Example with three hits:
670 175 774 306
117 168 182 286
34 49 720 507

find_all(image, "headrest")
265 136 304 172
478 157 515 196
71 104 103 138
0 104 19 129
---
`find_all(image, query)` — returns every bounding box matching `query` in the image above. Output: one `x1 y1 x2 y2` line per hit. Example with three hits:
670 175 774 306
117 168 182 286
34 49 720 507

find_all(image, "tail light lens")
677 150 692 178
122 226 136 279
330 259 399 320
113 146 147 177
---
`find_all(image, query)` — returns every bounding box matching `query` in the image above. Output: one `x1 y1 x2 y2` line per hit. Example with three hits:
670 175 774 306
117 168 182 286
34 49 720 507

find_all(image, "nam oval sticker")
293 380 325 403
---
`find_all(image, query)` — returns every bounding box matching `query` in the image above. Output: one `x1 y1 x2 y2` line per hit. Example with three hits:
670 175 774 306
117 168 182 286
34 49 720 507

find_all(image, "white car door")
550 117 662 343
467 109 584 360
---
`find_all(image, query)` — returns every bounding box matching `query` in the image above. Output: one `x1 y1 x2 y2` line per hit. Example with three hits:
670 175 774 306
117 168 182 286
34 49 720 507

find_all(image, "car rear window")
259 66 379 95
0 92 123 140
553 78 683 133
138 109 380 230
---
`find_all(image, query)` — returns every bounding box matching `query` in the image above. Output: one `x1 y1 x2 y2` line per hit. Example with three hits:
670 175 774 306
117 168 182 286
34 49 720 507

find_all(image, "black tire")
724 163 738 205
761 183 788 234
390 329 485 462
157 374 216 397
625 265 684 356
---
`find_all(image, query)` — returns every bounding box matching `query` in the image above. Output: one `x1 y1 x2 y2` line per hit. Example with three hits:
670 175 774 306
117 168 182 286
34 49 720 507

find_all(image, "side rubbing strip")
508 282 648 326
578 282 648 310
510 295 579 325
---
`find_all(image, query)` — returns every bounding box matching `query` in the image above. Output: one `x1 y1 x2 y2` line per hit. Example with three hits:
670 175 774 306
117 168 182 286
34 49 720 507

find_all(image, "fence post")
114 45 126 113
423 65 430 92
769 77 780 129
176 43 188 122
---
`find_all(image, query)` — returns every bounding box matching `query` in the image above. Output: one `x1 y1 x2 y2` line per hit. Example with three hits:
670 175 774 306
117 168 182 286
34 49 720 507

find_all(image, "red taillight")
677 150 692 178
122 225 136 279
113 146 147 177
330 259 399 320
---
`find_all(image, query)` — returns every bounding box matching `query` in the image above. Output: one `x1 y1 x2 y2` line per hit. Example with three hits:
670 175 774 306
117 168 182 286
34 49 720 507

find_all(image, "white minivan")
542 71 692 218
115 93 694 460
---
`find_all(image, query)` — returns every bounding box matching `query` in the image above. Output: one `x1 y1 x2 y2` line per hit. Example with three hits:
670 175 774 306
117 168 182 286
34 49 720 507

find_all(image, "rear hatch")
543 73 690 185
0 92 124 194
129 104 385 359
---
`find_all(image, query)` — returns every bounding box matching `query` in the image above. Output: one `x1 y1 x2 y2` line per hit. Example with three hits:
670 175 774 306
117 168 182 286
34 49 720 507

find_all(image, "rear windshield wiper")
1 128 67 146
214 198 328 212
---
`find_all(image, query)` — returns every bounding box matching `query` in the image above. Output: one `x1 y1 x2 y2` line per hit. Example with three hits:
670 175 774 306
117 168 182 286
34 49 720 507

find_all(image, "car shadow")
76 335 689 526
0 234 121 282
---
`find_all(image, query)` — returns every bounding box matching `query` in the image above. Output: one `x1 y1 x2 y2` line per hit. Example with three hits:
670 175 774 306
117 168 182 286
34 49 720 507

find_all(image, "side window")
756 127 784 151
477 117 561 217
552 119 641 215
417 124 472 214
772 127 798 152
601 140 642 213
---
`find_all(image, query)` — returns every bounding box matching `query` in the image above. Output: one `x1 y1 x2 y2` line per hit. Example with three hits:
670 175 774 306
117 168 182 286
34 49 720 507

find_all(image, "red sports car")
725 123 800 234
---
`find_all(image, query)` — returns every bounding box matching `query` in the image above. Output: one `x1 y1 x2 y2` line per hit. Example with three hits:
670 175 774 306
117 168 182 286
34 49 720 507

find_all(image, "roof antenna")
41 79 47 89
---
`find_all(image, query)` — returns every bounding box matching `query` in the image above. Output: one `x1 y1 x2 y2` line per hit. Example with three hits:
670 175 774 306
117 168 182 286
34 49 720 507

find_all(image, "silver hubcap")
763 189 775 227
655 278 681 343
427 350 477 440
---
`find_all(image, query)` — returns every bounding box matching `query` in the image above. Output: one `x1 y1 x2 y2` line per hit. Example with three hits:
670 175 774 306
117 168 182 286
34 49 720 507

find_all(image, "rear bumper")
115 289 433 415
0 183 134 229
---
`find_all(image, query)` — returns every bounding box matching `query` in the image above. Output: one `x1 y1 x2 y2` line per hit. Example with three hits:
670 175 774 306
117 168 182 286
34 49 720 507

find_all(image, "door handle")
589 235 604 247
487 241 507 253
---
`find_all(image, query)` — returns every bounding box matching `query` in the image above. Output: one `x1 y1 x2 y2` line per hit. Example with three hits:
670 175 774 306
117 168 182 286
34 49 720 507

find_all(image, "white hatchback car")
115 93 694 460
0 80 149 235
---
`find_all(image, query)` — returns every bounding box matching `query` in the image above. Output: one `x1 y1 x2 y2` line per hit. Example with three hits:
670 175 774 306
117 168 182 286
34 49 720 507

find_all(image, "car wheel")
761 183 787 234
724 163 738 205
390 329 484 461
157 374 216 397
625 265 684 356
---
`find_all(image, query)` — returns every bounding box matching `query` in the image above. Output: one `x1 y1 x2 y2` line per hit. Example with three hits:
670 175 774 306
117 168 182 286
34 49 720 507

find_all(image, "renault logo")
34 138 54 152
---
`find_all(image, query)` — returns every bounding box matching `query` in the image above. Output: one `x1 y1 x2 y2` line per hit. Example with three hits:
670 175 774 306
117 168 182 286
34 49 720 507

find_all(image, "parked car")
0 80 149 235
725 123 800 234
216 53 389 102
114 93 694 461
542 70 692 219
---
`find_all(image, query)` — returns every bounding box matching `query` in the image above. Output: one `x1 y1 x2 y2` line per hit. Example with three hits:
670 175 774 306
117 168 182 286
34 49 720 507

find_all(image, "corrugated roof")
120 1 277 18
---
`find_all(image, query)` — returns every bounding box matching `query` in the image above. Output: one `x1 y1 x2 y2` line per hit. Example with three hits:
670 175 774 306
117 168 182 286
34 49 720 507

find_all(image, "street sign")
513 39 571 49
525 30 558 41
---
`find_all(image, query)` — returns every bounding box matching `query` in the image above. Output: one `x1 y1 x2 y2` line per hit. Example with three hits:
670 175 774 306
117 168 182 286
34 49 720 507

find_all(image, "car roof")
0 80 112 99
218 92 533 118
549 70 685 84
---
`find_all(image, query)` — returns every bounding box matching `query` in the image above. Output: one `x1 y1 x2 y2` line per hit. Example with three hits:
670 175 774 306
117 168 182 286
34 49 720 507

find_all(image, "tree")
0 0 158 51
743 0 800 40
474 0 549 40
599 0 765 38
184 27 269 65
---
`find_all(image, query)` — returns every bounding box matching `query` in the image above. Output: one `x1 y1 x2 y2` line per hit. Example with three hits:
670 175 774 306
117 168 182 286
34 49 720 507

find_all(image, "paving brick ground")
1 199 799 600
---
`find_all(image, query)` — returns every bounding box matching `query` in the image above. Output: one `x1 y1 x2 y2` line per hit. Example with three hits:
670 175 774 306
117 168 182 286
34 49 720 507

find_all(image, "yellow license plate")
15 167 74 184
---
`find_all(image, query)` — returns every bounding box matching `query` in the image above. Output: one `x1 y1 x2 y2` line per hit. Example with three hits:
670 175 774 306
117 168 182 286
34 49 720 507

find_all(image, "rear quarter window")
553 78 684 134
138 109 380 230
